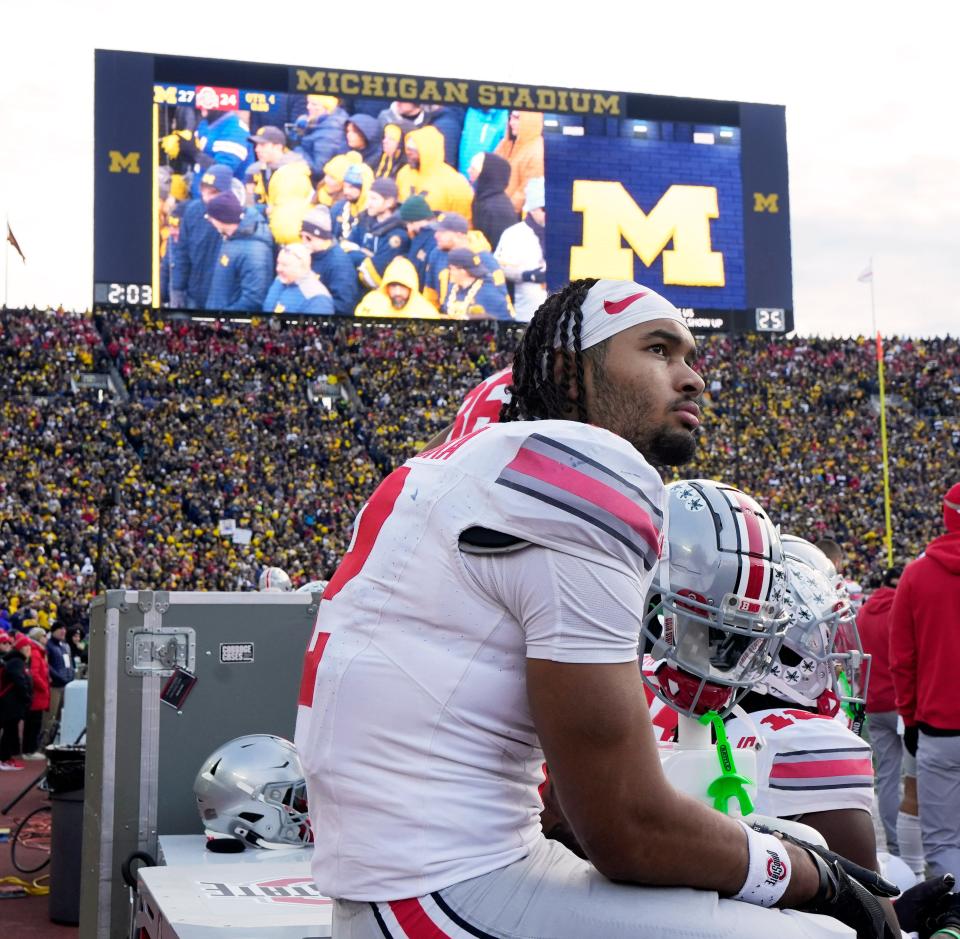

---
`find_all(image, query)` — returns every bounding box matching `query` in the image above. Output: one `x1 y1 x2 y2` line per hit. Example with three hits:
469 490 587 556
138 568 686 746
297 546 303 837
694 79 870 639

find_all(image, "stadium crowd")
158 94 548 321
0 307 957 622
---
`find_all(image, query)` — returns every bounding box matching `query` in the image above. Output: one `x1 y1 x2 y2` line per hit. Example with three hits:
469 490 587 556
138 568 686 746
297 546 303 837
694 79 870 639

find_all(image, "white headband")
554 279 686 351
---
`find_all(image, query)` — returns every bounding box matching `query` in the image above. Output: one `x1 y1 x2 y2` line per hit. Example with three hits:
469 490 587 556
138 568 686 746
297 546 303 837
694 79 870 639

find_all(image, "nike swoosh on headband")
603 291 649 315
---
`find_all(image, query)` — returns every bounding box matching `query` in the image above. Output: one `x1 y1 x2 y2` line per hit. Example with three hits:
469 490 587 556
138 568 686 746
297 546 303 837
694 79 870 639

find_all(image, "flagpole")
3 215 9 310
875 334 894 566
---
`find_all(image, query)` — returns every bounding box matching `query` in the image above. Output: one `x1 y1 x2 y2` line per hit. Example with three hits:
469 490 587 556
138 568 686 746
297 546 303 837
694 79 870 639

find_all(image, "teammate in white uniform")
295 279 895 939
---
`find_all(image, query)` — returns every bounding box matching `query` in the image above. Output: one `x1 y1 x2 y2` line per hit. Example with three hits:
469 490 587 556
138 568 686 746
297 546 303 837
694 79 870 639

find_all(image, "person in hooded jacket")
858 566 904 856
22 627 50 758
203 193 275 312
0 633 32 769
248 126 314 245
471 153 518 253
891 482 960 882
332 163 374 246
375 124 405 179
317 152 363 207
396 126 474 222
354 256 442 319
345 114 383 172
494 177 547 322
495 111 545 213
292 95 349 177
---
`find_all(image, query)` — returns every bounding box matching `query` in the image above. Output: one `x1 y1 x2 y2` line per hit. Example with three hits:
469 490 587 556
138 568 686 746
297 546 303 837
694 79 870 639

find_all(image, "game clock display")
94 50 794 331
94 282 154 306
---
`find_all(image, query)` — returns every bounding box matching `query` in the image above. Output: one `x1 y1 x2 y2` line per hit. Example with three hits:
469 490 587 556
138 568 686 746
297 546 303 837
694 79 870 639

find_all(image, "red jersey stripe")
387 898 454 939
505 446 660 553
769 757 874 780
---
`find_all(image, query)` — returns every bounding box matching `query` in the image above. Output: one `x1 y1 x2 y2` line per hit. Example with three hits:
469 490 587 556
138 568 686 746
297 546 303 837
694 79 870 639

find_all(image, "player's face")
583 319 705 465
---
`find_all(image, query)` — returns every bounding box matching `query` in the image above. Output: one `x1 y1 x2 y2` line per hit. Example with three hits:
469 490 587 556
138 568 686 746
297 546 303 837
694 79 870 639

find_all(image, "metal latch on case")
125 627 196 676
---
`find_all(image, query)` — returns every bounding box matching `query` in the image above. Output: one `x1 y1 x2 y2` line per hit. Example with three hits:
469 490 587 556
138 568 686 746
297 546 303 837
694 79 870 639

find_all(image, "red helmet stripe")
734 492 766 600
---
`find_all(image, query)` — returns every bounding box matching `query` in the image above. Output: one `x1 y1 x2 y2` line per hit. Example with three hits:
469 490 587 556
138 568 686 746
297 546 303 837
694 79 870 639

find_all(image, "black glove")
894 873 959 938
904 724 919 757
750 822 899 899
750 822 898 939
801 850 897 939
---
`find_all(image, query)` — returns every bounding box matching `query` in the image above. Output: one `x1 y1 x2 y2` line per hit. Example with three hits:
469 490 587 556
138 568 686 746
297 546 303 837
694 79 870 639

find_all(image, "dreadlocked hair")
499 278 599 423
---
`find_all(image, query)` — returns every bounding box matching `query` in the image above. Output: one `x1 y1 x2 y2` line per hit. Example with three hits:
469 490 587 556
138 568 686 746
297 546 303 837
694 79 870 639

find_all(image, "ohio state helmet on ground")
258 567 292 592
194 734 312 847
641 480 789 718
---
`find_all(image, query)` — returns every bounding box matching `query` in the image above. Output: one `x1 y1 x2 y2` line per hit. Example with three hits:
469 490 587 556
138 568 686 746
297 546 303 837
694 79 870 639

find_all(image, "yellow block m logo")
570 182 725 286
753 192 779 213
108 151 141 174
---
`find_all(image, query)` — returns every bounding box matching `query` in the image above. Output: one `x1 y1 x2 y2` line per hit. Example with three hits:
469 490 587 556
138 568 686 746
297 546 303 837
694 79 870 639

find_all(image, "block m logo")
570 182 725 286
108 151 141 174
753 192 779 213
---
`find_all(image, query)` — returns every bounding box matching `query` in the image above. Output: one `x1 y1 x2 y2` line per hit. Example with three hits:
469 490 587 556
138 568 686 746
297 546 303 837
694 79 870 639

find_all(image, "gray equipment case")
80 590 318 939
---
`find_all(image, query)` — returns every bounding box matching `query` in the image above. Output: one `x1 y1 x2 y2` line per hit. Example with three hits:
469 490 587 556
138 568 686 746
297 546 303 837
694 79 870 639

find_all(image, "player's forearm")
582 787 818 906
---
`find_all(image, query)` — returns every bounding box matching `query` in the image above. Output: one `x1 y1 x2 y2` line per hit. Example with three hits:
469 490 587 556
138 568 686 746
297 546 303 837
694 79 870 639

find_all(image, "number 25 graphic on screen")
297 466 411 707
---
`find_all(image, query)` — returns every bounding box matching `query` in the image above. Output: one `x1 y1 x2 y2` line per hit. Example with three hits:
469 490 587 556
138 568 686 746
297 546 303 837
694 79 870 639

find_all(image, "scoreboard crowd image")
94 50 793 332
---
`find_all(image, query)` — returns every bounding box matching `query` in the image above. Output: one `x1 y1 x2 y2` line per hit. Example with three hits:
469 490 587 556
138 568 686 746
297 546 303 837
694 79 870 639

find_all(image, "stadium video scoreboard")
94 49 794 332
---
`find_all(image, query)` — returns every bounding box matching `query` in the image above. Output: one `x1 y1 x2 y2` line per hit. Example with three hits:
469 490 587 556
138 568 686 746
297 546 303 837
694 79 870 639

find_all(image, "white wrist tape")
732 820 792 907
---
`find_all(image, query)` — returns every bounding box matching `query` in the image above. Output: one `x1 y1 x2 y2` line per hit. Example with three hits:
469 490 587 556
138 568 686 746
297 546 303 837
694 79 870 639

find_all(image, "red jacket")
28 641 51 711
890 532 960 730
858 587 897 713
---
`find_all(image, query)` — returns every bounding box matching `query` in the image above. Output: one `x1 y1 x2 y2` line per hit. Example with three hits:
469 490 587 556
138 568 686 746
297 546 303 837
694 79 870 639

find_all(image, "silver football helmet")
781 534 839 586
194 735 312 847
641 480 789 718
258 567 292 592
773 538 871 716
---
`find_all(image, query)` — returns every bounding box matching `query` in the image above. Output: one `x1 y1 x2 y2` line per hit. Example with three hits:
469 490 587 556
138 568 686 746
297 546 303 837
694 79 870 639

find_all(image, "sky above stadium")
1 0 956 337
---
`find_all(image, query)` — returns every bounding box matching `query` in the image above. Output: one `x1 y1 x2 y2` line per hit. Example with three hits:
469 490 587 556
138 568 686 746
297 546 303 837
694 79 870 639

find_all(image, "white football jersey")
447 366 513 441
295 420 665 900
725 707 874 818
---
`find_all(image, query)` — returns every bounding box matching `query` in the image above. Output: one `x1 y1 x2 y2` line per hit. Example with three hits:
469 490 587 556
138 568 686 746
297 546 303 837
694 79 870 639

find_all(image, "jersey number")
297 466 411 706
760 709 829 732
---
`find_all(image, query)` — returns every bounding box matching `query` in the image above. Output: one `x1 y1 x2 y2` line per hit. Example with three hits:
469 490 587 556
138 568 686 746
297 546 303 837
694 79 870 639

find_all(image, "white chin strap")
553 279 686 351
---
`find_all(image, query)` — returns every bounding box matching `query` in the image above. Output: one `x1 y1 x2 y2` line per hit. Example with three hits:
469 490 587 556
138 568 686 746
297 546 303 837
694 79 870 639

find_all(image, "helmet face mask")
641 480 789 718
194 735 313 847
